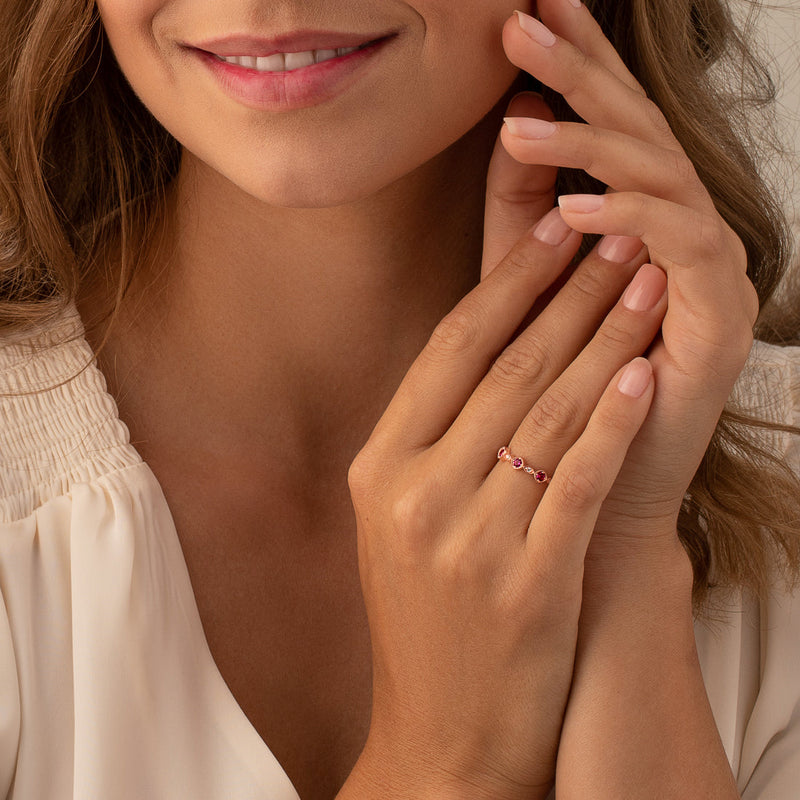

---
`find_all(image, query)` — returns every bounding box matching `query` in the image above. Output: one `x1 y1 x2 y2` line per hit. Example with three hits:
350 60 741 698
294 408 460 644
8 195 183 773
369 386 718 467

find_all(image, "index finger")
502 12 681 152
536 0 645 97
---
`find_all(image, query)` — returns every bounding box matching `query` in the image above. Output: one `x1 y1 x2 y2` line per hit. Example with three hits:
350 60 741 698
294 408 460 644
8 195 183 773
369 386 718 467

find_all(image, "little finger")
526 357 654 579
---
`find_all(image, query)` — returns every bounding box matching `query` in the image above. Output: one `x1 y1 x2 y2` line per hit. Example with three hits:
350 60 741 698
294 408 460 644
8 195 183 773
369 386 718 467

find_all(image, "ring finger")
482 263 667 525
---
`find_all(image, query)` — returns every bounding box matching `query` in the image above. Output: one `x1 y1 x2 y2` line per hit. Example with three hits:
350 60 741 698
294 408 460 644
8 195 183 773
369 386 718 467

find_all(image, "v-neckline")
72 304 303 799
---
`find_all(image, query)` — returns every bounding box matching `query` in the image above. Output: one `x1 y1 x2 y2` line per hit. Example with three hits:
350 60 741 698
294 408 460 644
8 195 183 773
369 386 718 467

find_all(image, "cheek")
97 0 178 110
414 1 522 137
96 0 165 36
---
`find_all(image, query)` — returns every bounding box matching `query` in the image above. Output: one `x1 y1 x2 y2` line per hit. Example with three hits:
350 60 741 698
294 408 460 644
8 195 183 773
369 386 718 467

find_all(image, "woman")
0 0 798 797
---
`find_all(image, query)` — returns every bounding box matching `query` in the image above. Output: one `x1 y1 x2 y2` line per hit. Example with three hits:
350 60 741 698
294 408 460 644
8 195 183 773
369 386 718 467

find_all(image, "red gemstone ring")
497 446 549 484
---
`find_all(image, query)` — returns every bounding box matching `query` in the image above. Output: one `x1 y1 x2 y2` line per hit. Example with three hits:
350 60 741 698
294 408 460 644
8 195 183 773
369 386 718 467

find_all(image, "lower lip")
195 38 393 112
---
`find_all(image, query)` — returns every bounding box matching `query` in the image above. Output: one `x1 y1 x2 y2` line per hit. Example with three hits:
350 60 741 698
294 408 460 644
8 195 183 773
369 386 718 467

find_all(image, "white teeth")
218 47 362 72
314 49 338 64
256 53 285 71
284 51 316 70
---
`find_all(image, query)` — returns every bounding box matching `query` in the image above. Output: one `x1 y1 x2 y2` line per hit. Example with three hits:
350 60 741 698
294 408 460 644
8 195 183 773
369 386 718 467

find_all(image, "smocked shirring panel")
0 308 141 523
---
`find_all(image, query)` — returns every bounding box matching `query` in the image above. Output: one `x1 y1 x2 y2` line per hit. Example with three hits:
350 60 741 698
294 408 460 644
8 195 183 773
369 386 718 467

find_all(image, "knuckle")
643 98 676 142
569 47 594 88
499 239 539 279
632 191 651 220
429 306 483 355
487 182 550 209
568 259 611 303
669 150 699 188
681 305 754 378
527 387 580 438
738 324 755 360
745 281 760 328
598 400 638 438
491 337 550 393
558 48 593 100
432 540 482 586
389 480 439 541
347 447 379 500
554 458 607 512
596 316 637 352
729 231 748 272
695 214 726 259
576 126 603 174
728 317 755 365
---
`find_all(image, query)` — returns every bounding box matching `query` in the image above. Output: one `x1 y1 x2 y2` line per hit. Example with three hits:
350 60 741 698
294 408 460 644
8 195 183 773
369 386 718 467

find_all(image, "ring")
497 446 550 483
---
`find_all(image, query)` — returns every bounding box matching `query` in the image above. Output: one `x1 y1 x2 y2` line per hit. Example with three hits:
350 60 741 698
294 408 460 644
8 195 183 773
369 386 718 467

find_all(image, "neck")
85 99 506 477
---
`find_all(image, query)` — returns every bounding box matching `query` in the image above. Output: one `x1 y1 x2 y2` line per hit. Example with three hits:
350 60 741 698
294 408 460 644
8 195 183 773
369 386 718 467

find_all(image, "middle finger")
502 12 682 152
501 118 713 211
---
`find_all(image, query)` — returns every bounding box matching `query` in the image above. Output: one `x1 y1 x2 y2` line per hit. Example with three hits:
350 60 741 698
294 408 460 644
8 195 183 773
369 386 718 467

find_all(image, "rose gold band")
497 446 550 484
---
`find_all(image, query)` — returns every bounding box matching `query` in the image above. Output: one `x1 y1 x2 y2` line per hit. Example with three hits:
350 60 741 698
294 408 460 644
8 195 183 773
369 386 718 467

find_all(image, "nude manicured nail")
618 358 652 398
597 235 643 263
558 194 605 214
622 264 667 311
514 11 557 47
532 207 572 246
564 0 583 9
504 117 557 139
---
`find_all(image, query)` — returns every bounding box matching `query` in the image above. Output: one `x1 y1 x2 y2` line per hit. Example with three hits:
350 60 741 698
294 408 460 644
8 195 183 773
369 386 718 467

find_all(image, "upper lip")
191 30 394 57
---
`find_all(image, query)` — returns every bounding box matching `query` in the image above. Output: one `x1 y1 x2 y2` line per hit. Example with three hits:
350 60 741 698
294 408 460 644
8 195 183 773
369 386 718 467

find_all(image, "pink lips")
190 30 396 112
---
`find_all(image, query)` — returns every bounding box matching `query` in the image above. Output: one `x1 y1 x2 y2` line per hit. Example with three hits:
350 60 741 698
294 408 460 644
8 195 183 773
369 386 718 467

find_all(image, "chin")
206 146 424 209
240 170 391 209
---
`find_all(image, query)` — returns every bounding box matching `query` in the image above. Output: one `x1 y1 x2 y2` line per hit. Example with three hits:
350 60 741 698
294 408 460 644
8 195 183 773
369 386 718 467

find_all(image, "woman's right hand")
339 119 668 797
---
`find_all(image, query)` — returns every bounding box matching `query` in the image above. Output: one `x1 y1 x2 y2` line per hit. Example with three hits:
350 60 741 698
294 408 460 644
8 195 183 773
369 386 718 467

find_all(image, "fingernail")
558 194 605 214
597 235 643 263
564 0 583 9
532 207 573 246
618 358 652 398
504 117 557 139
622 264 667 311
515 11 557 47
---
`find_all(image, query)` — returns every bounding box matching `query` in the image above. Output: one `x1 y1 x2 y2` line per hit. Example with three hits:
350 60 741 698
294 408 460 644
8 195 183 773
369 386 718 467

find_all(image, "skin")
87 0 755 797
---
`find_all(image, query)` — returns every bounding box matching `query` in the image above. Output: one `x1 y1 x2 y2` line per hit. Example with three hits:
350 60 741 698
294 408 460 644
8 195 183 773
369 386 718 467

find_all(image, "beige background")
757 0 800 225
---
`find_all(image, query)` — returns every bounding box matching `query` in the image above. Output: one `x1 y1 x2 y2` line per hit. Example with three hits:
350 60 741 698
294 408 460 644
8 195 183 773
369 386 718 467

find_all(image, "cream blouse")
0 306 798 799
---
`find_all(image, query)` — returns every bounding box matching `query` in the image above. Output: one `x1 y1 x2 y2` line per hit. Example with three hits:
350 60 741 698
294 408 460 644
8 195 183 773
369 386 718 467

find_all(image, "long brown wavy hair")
1 0 799 608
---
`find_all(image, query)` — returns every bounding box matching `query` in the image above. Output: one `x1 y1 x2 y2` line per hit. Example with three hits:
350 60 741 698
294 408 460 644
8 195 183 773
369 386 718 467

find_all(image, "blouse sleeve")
733 342 800 798
738 587 800 798
0 586 20 798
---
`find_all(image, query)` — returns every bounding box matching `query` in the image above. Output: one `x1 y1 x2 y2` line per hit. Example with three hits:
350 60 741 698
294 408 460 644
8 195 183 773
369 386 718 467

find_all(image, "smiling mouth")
193 31 396 111
212 40 383 73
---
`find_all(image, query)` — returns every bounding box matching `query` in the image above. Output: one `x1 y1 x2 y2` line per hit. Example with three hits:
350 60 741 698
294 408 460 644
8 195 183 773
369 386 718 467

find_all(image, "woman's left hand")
500 1 758 572
494 4 751 797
